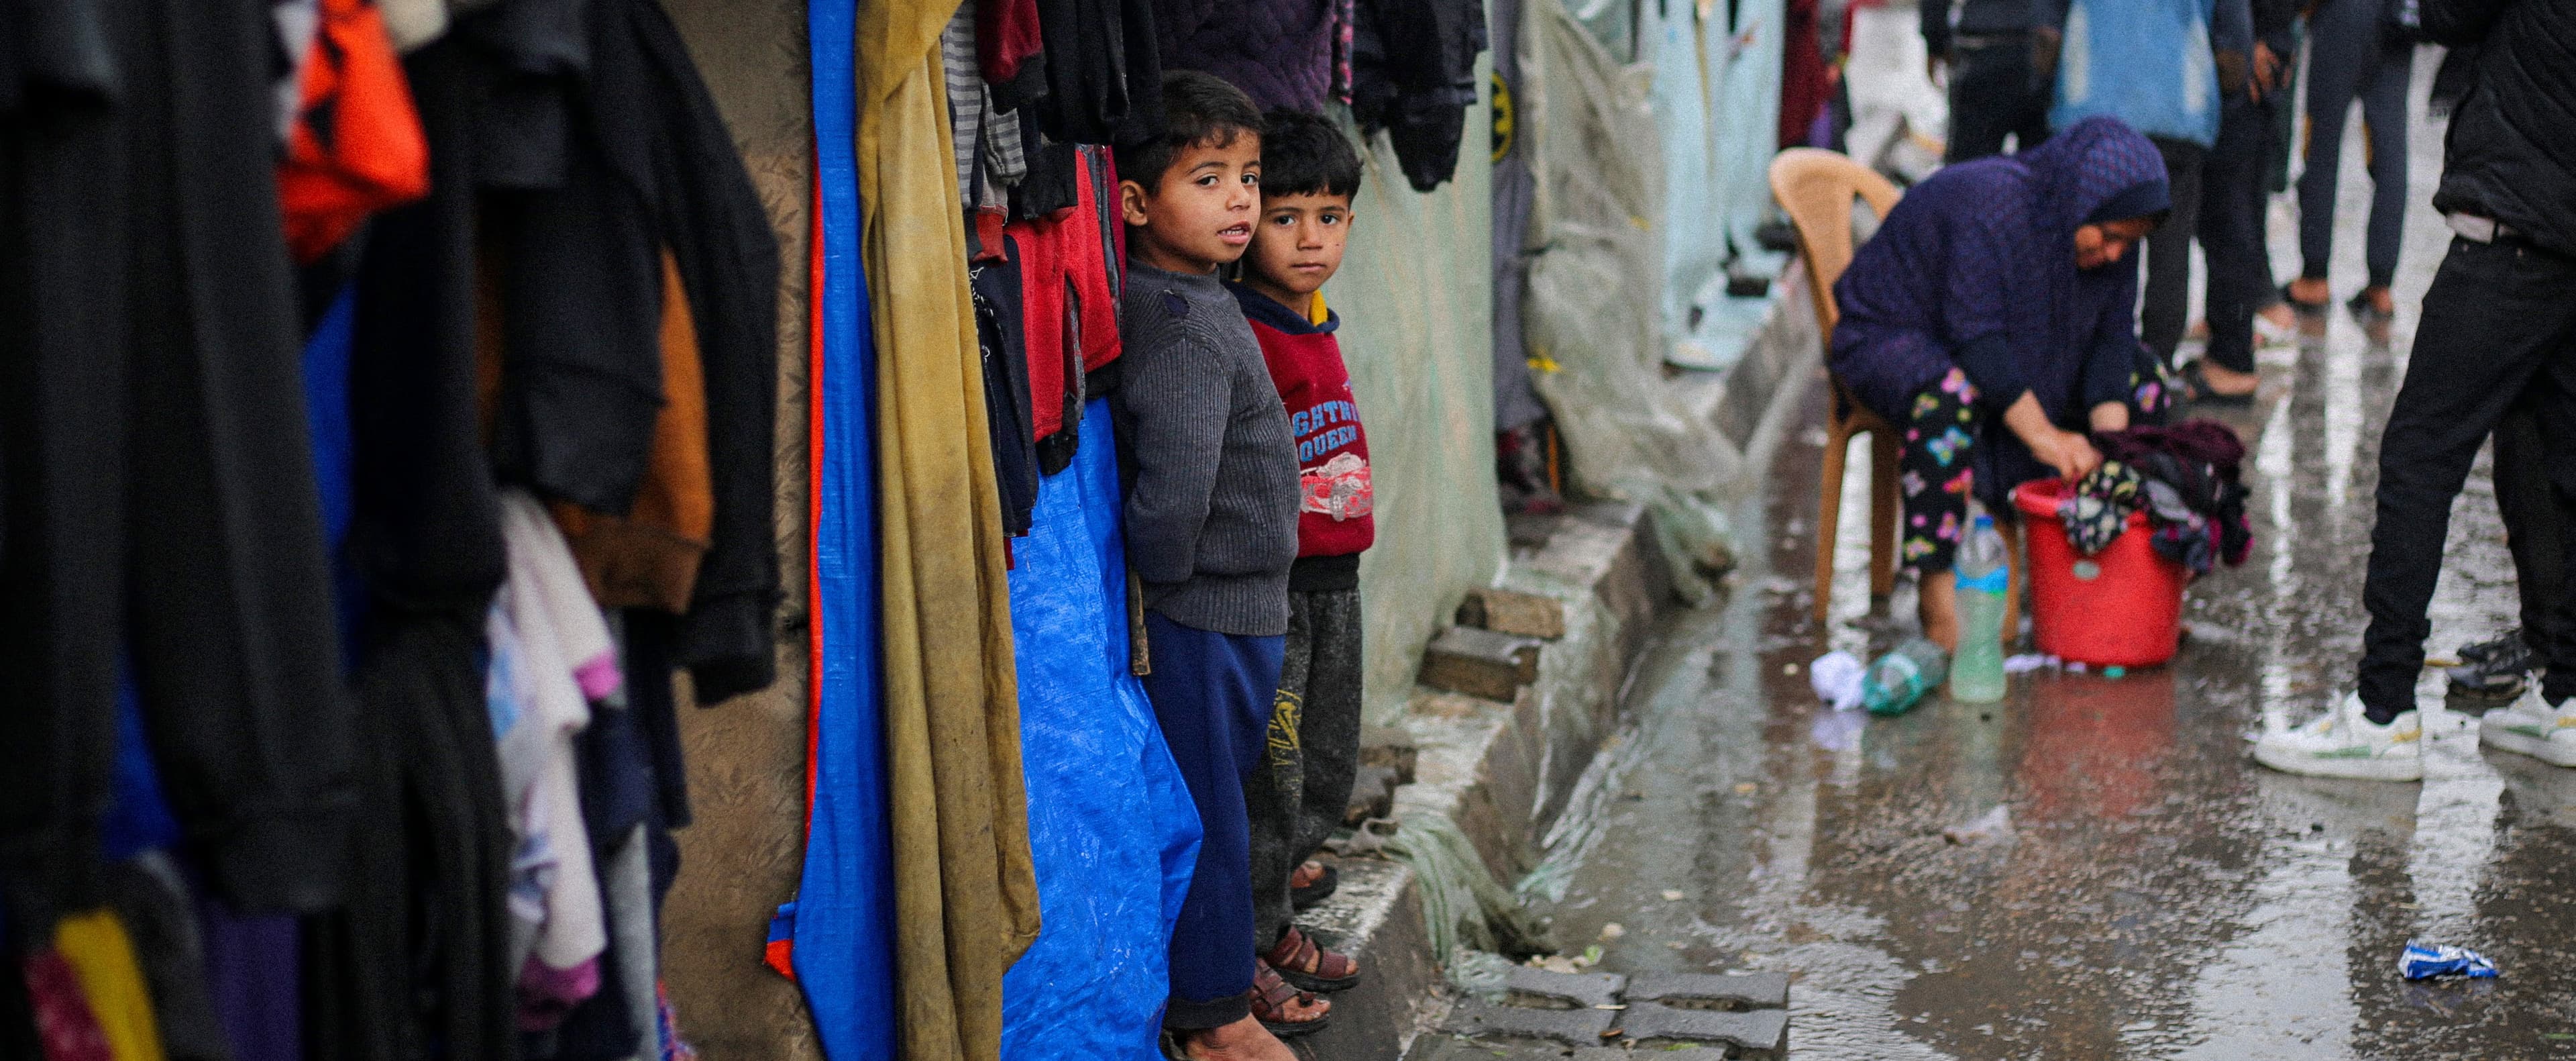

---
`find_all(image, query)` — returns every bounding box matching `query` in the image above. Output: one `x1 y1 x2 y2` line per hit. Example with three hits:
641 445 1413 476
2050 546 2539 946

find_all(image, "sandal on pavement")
2179 362 2255 407
1250 964 1331 1039
1289 861 1337 911
1263 925 1361 994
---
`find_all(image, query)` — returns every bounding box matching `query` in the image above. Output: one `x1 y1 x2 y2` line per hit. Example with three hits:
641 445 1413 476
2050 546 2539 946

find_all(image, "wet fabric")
998 399 1204 1060
1897 369 1984 572
2095 420 2251 572
1830 117 2168 511
1140 613 1285 1029
855 1 1042 1054
2056 460 2144 554
1247 588 1364 947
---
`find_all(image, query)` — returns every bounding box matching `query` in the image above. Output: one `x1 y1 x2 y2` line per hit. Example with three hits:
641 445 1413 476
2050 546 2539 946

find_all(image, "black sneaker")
2450 629 2534 699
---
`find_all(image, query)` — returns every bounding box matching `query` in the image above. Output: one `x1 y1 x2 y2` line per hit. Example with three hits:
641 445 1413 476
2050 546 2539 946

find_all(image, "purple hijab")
1827 117 2170 505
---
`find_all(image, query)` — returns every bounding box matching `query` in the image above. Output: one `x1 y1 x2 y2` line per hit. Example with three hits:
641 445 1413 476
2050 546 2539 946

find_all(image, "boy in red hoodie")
1225 109 1374 1002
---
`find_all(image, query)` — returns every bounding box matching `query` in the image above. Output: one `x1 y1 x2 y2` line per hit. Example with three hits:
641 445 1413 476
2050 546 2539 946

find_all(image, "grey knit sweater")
1112 262 1301 636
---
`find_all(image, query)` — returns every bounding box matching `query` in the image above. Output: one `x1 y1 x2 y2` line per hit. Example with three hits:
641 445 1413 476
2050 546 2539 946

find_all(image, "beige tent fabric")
853 1 1042 1057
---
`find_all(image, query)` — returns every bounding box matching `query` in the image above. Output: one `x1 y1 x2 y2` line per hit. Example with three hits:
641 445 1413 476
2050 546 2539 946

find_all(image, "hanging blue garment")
789 0 900 1054
2051 0 2226 147
1000 398 1204 1060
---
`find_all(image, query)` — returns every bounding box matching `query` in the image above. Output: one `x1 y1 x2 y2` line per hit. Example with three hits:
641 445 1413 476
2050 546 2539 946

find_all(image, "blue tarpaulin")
1000 399 1203 1060
790 0 900 1052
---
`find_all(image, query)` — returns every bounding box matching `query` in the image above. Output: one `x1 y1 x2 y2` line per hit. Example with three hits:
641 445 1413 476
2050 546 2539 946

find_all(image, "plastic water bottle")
1862 638 1949 715
1950 506 2009 703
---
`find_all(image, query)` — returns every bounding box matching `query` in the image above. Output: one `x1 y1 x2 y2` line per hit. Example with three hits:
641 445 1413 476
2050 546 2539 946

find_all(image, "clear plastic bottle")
1863 638 1949 715
1950 506 2009 703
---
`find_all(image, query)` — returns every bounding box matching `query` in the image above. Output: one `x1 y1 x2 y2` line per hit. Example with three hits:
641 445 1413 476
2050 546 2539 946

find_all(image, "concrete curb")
1289 257 1815 1061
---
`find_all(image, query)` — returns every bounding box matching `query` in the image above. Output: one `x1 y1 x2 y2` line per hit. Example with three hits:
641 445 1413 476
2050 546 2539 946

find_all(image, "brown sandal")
1262 925 1361 993
1249 962 1331 1038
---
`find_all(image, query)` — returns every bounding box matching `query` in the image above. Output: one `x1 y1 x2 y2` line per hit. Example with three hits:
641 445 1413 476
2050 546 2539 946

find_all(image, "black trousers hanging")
0 0 356 933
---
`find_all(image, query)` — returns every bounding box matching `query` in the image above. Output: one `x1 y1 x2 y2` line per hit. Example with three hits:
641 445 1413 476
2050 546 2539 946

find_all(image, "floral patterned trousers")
1898 368 1981 572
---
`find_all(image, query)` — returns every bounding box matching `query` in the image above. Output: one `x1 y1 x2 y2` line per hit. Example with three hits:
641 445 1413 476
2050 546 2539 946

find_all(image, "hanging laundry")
550 254 719 615
278 0 431 263
1349 0 1489 190
52 911 166 1061
1031 0 1167 145
1153 0 1341 111
492 491 619 1030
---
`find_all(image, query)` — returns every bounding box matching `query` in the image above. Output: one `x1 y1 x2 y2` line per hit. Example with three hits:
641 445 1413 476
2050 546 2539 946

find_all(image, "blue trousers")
1141 611 1284 1029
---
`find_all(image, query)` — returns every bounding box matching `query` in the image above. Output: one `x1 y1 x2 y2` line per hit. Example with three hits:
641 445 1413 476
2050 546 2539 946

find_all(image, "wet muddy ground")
1410 46 2576 1061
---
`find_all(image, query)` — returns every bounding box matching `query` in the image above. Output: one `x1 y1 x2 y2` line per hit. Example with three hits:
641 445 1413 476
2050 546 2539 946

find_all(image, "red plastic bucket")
2011 478 2190 667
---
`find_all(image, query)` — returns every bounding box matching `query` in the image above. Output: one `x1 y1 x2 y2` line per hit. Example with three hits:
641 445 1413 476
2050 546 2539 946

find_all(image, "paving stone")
1621 970 1790 1009
1574 1049 1729 1061
1502 966 1626 1009
1440 999 1617 1045
1615 1001 1789 1053
1456 587 1567 640
1419 626 1544 701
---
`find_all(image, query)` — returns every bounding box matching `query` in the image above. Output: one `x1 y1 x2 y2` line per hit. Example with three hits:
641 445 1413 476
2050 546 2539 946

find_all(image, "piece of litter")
2104 665 2127 678
1943 805 2015 845
1599 923 1625 940
1733 782 1758 795
2400 942 2498 980
2004 653 2050 674
1661 889 1686 901
2067 661 2088 672
1809 650 1866 711
1666 941 1687 950
1784 662 1801 675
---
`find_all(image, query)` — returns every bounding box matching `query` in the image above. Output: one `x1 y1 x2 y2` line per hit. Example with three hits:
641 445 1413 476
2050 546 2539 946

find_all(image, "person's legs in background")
1945 36 2039 163
2290 0 2372 311
2143 137 2208 367
2450 397 2561 697
2194 95 2276 398
2352 38 2414 319
1244 588 1361 991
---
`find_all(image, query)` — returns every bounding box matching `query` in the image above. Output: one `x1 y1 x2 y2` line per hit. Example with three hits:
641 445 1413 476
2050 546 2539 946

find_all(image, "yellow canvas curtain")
852 1 1042 1057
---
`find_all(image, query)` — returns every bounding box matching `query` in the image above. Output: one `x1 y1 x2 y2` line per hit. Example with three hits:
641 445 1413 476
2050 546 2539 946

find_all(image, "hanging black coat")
1349 0 1487 191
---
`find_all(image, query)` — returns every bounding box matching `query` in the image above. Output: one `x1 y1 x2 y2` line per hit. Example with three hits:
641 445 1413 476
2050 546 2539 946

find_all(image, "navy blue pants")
1142 611 1285 1029
2299 0 2411 289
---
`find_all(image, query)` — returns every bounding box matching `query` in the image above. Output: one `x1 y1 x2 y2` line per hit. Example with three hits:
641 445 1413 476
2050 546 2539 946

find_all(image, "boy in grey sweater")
1110 71 1314 1056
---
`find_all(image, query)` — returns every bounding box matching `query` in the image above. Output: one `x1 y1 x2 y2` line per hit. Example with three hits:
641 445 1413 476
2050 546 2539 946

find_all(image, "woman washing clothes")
1829 116 2174 648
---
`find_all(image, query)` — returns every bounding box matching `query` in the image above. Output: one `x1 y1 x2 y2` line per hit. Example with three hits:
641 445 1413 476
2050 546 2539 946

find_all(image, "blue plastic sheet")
790 0 900 1052
1000 399 1203 1060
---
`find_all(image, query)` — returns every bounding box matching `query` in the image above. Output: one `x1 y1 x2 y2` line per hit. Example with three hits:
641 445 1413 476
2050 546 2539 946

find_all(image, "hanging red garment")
278 0 429 264
1003 146 1124 444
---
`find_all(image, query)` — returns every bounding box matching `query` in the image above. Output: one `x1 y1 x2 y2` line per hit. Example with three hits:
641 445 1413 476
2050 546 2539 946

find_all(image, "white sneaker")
2479 686 2576 766
2252 693 2424 781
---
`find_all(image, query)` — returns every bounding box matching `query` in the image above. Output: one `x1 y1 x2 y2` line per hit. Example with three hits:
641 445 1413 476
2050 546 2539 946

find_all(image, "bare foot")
1181 1015 1302 1061
1919 570 1960 652
2197 362 2259 397
2286 276 2330 307
2357 285 2394 315
2255 301 2296 332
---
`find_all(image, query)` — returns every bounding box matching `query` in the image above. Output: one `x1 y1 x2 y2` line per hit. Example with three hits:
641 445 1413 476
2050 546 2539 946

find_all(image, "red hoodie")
1230 284 1375 558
